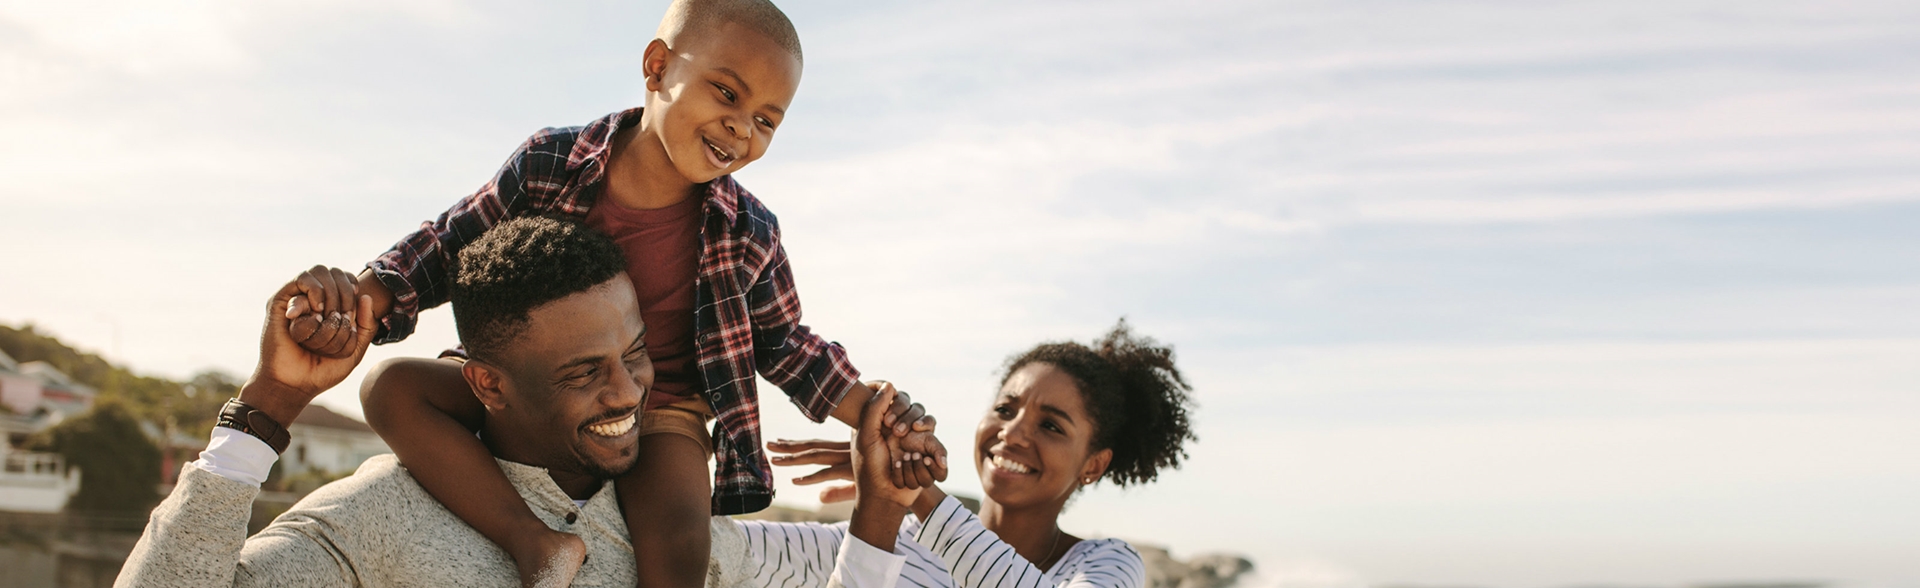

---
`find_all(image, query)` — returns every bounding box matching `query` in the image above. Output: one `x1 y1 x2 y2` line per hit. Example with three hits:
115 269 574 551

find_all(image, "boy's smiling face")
642 20 802 185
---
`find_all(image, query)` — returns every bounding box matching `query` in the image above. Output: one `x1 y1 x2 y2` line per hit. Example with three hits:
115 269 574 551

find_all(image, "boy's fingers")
325 268 350 320
913 414 937 433
295 270 328 313
883 390 910 428
330 267 359 316
303 265 338 317
286 295 312 319
911 461 934 488
894 401 924 436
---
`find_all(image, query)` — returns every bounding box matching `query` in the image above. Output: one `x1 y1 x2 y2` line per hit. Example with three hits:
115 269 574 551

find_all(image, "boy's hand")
892 430 947 491
285 265 362 359
869 379 937 437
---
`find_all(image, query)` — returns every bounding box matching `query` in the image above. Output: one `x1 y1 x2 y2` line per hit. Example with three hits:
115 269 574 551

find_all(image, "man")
115 217 753 587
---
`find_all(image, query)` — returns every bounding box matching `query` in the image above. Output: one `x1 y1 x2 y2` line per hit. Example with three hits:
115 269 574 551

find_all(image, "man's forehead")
507 279 642 367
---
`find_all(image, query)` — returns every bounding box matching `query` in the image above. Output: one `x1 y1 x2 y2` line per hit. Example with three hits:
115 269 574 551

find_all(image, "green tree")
27 401 162 514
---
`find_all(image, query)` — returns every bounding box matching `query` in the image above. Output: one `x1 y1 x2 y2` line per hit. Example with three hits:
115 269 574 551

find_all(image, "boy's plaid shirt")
365 108 859 515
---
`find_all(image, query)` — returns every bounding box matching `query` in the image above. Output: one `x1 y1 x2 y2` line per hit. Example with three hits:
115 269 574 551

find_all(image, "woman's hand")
853 387 920 510
768 439 857 504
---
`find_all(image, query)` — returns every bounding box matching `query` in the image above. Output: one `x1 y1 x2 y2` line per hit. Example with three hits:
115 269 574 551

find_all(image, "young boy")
284 1 947 586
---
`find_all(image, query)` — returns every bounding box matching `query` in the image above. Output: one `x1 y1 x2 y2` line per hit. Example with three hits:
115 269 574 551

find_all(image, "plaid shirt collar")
559 107 742 228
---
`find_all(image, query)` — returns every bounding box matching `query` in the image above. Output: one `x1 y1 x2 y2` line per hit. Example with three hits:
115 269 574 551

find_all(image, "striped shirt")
736 497 1145 588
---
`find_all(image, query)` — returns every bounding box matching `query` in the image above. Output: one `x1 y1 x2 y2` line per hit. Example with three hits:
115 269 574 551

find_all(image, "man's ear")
1080 448 1113 487
462 359 509 412
642 38 671 92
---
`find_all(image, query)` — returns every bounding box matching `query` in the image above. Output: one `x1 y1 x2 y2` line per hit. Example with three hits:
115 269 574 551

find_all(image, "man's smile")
585 412 637 438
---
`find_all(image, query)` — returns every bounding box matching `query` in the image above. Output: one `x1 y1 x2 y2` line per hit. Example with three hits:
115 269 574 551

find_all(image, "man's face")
646 20 802 184
489 276 653 480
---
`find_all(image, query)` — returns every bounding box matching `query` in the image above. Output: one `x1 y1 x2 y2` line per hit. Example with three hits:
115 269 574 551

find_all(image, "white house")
0 349 89 513
283 404 391 476
0 441 82 513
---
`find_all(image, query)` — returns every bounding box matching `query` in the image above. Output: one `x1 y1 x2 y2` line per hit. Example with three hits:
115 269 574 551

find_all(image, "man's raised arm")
115 270 378 587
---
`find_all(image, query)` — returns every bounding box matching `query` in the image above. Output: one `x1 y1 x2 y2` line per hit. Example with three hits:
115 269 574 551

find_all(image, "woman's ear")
462 360 509 412
642 38 671 92
1079 448 1113 486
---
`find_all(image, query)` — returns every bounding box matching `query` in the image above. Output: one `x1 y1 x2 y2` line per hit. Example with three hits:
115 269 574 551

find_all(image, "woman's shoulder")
1058 538 1147 584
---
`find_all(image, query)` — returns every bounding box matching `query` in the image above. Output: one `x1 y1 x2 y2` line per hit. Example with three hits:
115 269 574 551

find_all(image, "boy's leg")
621 404 713 588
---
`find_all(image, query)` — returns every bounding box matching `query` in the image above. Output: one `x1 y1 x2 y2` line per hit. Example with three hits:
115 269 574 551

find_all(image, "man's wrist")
236 380 308 430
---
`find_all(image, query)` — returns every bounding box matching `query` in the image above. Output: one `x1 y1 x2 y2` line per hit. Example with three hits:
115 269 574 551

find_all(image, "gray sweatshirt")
114 455 752 587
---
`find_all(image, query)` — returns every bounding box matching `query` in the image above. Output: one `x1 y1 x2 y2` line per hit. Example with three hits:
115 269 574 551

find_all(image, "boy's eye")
754 116 774 129
713 83 736 102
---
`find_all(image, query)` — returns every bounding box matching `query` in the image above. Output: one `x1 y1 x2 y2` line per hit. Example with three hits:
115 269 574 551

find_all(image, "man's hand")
240 271 378 426
286 265 362 359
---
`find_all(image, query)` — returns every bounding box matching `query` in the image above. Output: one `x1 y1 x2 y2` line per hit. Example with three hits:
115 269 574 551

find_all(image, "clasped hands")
770 382 948 513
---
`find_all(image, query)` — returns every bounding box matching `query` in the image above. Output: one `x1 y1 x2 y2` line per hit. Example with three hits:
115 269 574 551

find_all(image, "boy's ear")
461 359 509 412
642 38 671 91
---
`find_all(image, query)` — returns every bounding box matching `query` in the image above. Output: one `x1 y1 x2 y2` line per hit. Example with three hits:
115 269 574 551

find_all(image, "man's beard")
571 441 641 480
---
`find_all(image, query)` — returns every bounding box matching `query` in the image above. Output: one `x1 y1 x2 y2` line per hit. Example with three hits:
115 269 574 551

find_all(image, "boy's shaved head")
657 0 803 64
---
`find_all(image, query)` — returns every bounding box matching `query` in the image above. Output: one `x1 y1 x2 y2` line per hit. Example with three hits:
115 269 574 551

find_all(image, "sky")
2 0 1918 586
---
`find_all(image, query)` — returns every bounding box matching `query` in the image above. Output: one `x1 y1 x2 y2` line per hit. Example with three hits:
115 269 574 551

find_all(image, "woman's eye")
994 404 1014 417
1042 420 1062 433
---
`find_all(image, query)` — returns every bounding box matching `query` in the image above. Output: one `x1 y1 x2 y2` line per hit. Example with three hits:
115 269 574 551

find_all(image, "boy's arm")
747 234 862 420
746 239 946 479
360 133 554 344
358 357 584 586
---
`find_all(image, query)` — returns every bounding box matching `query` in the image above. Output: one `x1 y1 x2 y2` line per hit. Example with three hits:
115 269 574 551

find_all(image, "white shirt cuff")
192 427 280 487
831 529 906 588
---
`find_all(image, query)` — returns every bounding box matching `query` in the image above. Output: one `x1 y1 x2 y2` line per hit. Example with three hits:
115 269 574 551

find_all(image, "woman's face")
975 362 1110 510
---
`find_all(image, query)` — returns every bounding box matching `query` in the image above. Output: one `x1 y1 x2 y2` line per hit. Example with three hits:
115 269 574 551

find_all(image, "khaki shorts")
638 396 714 456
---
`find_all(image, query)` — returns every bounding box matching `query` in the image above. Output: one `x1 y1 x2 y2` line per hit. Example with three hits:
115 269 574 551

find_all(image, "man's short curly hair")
450 216 628 363
1001 319 1197 488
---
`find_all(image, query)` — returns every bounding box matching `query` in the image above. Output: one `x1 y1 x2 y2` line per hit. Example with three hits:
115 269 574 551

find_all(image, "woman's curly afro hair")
1000 319 1196 488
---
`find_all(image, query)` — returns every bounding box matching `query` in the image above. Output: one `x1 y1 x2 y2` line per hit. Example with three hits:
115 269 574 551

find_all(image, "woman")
733 321 1196 588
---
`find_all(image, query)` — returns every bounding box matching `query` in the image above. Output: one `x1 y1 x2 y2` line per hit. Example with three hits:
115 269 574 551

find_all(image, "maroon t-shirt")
585 194 703 410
